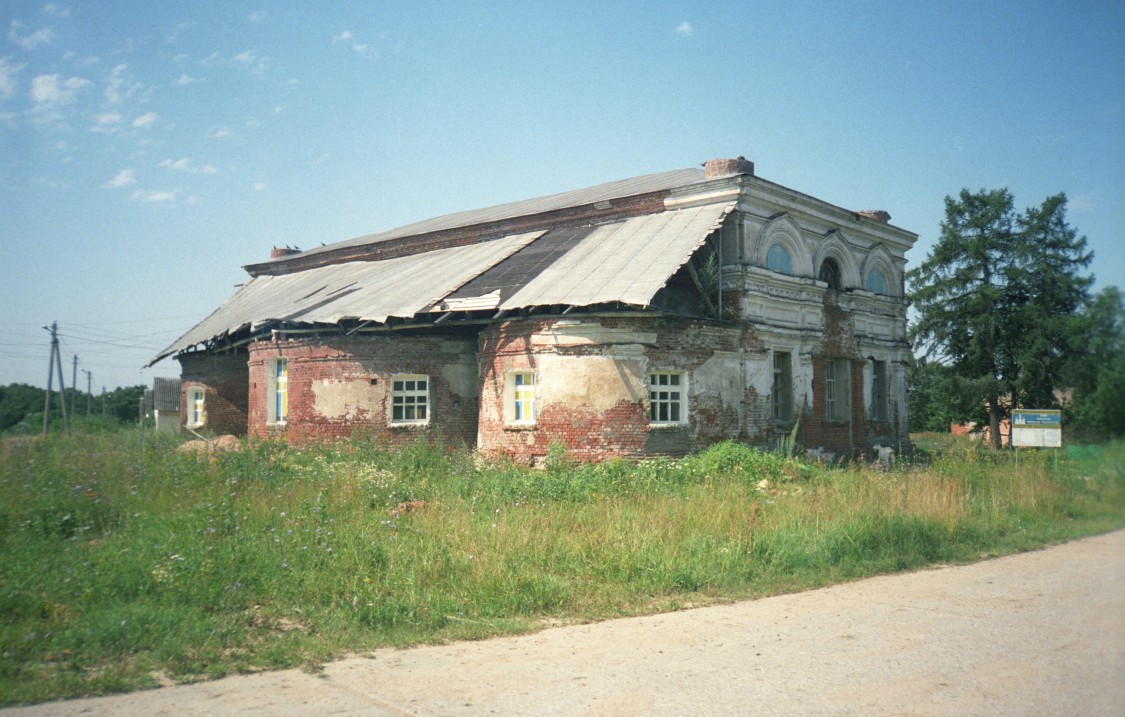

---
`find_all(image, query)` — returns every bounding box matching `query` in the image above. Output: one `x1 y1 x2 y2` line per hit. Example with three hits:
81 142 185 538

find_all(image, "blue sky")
2 1 1122 391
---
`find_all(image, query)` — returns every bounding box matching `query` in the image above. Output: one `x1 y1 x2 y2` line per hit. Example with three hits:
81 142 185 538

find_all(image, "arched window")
818 258 842 291
766 243 792 274
865 268 887 295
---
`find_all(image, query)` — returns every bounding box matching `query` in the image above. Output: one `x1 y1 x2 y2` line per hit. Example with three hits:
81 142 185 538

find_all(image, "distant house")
143 377 181 433
149 156 916 462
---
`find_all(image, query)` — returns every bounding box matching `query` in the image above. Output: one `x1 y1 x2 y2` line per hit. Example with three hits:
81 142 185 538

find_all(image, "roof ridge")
265 166 706 265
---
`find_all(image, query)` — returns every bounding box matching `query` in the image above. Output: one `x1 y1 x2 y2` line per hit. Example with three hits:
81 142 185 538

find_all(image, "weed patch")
1 433 1122 705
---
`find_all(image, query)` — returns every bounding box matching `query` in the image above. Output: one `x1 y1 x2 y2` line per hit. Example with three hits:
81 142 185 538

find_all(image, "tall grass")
1 432 1122 705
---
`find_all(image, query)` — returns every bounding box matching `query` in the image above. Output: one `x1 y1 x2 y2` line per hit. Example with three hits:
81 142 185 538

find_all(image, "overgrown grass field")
2 432 1123 705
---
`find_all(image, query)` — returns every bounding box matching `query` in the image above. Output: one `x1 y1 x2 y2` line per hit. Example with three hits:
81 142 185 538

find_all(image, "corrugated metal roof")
502 202 734 309
151 230 544 363
273 167 705 263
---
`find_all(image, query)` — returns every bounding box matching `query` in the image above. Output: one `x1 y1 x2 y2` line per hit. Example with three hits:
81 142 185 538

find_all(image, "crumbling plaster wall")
477 317 760 462
246 334 478 446
728 207 912 456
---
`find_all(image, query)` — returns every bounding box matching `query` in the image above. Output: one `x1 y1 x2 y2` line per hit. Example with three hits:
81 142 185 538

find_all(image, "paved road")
8 531 1124 716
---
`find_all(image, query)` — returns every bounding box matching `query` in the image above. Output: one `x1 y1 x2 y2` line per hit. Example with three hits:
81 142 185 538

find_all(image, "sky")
2 1 1123 392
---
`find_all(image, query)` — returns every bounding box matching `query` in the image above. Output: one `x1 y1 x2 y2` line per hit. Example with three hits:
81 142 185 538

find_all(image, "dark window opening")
819 258 842 291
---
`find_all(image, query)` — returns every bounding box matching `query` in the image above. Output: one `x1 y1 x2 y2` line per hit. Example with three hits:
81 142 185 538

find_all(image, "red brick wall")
177 350 249 435
246 334 478 447
476 316 761 463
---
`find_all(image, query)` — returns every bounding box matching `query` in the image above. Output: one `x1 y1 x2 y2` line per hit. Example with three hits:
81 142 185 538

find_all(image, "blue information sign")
1011 409 1062 447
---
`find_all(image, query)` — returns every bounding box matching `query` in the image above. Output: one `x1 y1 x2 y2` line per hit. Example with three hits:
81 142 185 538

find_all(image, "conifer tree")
908 189 1092 447
909 188 1017 447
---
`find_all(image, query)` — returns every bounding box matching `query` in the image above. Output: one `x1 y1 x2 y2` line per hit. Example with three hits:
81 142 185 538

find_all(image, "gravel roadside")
7 530 1124 716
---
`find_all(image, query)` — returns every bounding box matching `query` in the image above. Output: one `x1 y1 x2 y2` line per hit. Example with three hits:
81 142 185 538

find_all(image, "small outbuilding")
150 157 916 462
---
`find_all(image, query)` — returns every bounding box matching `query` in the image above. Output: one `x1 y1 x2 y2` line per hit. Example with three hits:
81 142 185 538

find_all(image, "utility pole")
42 322 70 435
82 369 93 416
71 354 78 417
101 386 107 417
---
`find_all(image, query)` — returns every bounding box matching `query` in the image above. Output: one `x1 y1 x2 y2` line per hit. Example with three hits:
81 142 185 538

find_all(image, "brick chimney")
703 156 755 180
855 210 891 223
270 245 302 259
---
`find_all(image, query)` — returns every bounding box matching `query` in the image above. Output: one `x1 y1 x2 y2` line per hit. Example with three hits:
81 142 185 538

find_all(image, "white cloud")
0 57 25 98
93 111 122 127
130 188 178 203
44 5 71 18
248 10 267 23
232 49 268 75
334 30 373 56
105 63 127 103
160 157 217 174
174 73 201 85
209 125 231 139
132 111 157 128
9 20 52 50
253 182 268 191
104 169 136 188
29 73 89 108
675 21 693 36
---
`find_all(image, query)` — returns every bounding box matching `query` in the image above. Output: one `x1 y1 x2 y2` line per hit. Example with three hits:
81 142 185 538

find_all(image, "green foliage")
0 384 147 434
908 189 1093 446
1 432 1122 705
1068 286 1125 439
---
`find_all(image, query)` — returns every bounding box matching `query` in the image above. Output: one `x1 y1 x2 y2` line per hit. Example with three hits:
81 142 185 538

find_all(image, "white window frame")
825 358 849 421
390 374 430 425
505 371 537 425
649 371 687 426
189 388 205 428
267 357 288 425
771 352 793 422
871 360 888 422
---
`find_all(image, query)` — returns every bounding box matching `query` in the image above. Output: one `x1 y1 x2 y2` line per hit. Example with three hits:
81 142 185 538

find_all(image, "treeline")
908 188 1125 442
0 384 146 434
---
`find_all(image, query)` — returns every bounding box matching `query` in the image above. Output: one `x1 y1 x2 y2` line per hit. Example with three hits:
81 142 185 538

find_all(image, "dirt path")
8 530 1124 716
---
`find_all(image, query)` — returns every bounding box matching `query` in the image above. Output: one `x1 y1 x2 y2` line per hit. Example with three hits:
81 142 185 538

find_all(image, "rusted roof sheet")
502 202 734 309
150 230 545 363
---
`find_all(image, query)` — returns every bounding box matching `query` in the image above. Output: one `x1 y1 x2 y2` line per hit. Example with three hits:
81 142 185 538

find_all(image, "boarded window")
772 352 793 422
872 360 888 421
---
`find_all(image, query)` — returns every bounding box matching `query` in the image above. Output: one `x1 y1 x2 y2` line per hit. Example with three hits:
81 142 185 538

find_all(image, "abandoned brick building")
150 156 916 462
